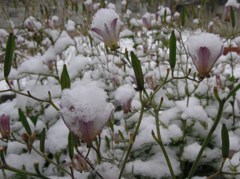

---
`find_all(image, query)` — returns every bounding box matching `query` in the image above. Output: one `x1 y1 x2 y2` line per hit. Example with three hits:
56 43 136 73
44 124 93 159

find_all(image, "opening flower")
91 8 123 50
60 82 114 144
0 114 10 139
187 32 223 78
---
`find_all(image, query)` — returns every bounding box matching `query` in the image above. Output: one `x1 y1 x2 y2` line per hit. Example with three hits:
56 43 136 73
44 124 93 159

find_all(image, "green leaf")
74 3 78 12
60 64 71 90
18 109 32 135
100 0 105 8
230 6 235 28
68 132 74 159
13 0 17 8
169 31 176 69
105 136 110 149
40 128 46 153
29 116 38 126
4 33 15 79
181 5 186 26
118 130 125 141
130 51 144 91
82 3 86 14
221 124 229 158
163 9 167 24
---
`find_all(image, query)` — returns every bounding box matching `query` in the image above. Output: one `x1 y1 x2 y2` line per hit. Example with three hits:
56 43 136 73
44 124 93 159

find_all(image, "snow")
225 0 240 8
45 119 69 153
182 142 202 162
95 162 120 179
114 84 135 106
18 56 49 74
125 150 180 178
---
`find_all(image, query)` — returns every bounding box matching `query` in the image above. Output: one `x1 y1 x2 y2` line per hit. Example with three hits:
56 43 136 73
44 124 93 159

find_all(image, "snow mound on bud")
91 8 121 32
225 0 240 8
187 32 223 63
60 81 114 138
187 32 223 61
114 84 135 105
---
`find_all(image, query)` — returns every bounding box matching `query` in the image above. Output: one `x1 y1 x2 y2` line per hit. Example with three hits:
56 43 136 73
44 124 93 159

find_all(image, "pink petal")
91 27 104 41
198 46 210 76
79 120 95 142
111 18 118 36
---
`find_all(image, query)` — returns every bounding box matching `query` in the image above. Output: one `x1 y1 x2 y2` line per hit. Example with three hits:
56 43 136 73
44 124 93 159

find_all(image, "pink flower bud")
187 32 223 78
0 114 10 139
91 8 123 50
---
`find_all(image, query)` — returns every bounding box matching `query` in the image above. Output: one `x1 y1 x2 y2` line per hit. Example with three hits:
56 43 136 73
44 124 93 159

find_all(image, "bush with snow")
0 1 240 179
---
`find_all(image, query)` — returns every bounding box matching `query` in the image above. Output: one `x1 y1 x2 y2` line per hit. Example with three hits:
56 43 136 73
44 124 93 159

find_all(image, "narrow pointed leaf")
163 9 167 24
40 128 46 153
230 7 235 28
181 5 186 26
169 31 176 69
68 132 74 159
131 51 144 91
82 3 86 15
4 33 15 79
61 64 71 90
100 0 106 8
118 130 125 141
18 109 32 135
105 136 110 149
221 124 229 158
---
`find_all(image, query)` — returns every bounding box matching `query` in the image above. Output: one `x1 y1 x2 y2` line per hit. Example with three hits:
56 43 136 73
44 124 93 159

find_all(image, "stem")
118 92 144 179
153 108 176 179
0 164 49 179
32 147 72 176
187 100 225 178
188 83 240 178
2 80 60 111
11 135 71 176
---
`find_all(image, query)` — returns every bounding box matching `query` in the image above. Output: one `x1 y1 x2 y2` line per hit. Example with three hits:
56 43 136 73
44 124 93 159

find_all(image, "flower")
60 82 114 144
91 8 123 50
142 12 152 30
187 32 223 78
0 114 10 139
